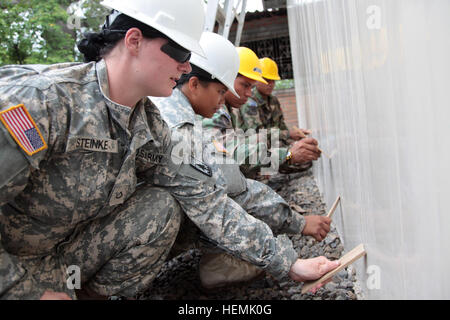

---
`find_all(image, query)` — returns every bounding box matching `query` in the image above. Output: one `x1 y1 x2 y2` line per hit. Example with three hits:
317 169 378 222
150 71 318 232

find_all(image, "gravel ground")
139 170 358 300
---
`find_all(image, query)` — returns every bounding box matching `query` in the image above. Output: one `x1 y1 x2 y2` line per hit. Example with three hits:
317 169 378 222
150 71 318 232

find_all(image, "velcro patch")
0 104 47 156
190 158 212 177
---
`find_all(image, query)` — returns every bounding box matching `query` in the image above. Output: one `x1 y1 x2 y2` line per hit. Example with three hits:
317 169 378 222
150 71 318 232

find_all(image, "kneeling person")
153 32 332 290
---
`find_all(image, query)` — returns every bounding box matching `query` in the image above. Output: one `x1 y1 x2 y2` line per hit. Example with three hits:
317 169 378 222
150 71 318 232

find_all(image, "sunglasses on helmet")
160 40 191 64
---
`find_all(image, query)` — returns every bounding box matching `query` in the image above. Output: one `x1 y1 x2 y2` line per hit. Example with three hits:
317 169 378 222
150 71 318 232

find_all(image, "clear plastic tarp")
287 0 450 299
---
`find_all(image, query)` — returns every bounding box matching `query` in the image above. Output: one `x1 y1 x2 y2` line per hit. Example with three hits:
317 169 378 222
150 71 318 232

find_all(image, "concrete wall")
287 0 450 299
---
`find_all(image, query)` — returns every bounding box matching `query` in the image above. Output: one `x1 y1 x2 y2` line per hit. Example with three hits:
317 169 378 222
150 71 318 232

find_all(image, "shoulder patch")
0 104 47 156
190 157 212 177
248 99 258 107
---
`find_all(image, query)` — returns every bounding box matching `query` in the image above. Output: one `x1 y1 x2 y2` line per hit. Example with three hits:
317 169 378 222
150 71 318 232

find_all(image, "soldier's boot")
199 252 265 290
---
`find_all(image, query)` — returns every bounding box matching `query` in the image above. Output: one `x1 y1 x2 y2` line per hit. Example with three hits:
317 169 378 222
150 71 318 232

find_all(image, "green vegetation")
0 0 107 65
274 79 295 90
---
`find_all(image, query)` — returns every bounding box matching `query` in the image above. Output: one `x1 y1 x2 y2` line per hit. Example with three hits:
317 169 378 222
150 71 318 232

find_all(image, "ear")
124 28 143 56
188 76 200 93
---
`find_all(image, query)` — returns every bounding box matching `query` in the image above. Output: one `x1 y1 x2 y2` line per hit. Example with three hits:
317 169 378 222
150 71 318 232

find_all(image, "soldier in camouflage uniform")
1 3 338 299
230 57 322 179
0 1 207 299
154 34 333 289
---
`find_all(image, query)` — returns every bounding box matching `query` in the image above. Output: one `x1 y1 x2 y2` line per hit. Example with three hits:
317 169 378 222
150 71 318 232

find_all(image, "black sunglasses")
160 40 191 64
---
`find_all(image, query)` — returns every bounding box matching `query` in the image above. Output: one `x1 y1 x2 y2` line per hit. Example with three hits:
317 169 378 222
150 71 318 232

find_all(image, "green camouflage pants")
1 185 181 299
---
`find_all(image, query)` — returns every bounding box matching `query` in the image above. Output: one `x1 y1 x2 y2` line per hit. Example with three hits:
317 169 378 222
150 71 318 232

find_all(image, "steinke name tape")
0 104 47 156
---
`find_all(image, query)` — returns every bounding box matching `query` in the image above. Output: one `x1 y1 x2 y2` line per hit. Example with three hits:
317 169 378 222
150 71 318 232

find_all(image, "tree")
0 0 108 65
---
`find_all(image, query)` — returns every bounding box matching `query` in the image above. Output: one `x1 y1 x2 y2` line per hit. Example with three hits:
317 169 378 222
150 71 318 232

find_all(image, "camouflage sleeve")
0 246 26 296
231 178 306 235
0 126 30 204
0 84 53 205
236 101 262 132
0 70 58 295
202 123 289 177
202 111 229 131
149 140 298 280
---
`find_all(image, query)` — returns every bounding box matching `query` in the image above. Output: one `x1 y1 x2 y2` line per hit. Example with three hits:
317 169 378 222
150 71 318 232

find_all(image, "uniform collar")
252 88 266 104
224 103 234 118
252 88 273 112
155 88 196 128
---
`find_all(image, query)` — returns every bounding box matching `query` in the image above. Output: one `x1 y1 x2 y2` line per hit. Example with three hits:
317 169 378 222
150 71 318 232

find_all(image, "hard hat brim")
263 74 281 81
239 71 268 85
227 86 240 98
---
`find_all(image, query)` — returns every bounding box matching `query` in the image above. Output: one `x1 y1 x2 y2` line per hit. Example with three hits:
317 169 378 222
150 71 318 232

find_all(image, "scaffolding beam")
204 0 248 45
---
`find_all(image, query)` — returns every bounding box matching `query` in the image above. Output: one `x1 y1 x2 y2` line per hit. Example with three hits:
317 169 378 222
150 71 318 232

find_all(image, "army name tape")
67 136 118 153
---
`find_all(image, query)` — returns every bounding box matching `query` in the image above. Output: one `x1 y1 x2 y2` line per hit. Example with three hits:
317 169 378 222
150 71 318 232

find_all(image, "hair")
77 13 168 62
176 64 222 89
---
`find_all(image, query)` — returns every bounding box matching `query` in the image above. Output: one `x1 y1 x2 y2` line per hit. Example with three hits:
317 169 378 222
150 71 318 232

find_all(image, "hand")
289 128 311 141
289 138 321 163
302 215 331 241
300 129 312 136
288 257 340 293
289 128 304 141
40 290 72 300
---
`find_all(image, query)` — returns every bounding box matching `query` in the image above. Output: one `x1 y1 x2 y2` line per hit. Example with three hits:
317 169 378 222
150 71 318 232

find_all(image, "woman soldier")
0 0 205 299
153 32 339 292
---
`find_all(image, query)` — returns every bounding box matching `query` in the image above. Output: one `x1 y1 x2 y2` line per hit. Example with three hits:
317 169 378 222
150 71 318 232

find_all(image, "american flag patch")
0 104 47 156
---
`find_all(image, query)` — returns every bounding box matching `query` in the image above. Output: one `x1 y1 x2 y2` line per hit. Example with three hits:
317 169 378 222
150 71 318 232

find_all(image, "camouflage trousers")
1 185 181 300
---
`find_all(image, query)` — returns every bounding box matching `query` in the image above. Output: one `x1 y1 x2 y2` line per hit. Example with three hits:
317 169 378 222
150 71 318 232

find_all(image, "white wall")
287 0 450 299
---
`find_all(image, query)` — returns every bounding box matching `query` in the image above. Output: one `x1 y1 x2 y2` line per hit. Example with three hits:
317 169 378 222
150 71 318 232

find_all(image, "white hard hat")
190 32 240 98
100 0 205 57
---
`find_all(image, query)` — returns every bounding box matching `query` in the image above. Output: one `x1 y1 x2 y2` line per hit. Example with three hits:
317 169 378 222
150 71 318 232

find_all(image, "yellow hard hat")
259 57 281 80
236 47 267 84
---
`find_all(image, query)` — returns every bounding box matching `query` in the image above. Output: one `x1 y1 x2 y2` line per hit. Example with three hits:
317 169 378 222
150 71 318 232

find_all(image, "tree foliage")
0 0 108 66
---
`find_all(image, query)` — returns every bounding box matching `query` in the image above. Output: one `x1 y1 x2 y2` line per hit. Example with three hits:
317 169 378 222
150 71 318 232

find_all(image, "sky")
245 0 264 12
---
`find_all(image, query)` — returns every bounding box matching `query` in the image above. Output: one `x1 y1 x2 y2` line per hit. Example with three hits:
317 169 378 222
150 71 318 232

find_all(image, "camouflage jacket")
237 88 291 147
203 103 288 176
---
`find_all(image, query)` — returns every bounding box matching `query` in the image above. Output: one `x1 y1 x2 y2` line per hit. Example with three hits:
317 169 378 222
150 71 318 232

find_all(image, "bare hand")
289 128 311 140
290 138 321 163
40 290 72 300
288 257 340 292
302 215 331 241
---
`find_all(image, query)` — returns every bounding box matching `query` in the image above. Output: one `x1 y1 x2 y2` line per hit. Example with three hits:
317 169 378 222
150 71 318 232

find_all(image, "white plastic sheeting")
287 0 450 299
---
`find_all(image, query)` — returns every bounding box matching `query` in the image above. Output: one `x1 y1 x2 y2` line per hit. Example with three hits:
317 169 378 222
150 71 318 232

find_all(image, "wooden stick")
326 196 341 219
293 126 330 159
301 243 366 294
